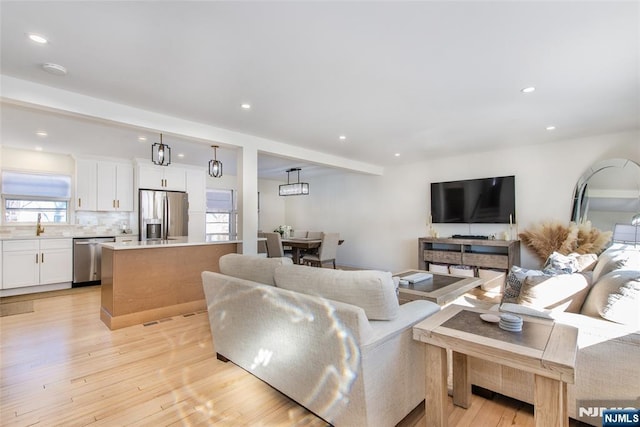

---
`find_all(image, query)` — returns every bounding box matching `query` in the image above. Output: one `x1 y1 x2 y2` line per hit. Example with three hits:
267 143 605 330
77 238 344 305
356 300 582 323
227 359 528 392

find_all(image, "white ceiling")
0 1 638 178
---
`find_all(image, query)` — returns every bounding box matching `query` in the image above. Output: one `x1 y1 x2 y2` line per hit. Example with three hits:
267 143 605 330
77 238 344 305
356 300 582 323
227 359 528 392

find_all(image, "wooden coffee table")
393 270 483 306
413 305 578 427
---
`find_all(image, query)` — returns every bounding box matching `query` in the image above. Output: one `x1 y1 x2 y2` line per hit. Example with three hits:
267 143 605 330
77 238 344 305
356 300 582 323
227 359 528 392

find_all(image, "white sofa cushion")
274 265 399 320
517 272 592 313
581 270 640 327
219 253 293 286
592 244 640 282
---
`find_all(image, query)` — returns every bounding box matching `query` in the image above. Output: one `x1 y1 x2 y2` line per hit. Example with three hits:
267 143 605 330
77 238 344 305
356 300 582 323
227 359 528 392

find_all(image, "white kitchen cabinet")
1 239 72 289
76 159 97 211
39 239 73 284
137 163 186 191
185 169 206 212
97 161 134 211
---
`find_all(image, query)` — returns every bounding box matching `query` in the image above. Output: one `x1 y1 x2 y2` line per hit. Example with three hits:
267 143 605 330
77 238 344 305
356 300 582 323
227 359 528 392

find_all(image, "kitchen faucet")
36 213 45 236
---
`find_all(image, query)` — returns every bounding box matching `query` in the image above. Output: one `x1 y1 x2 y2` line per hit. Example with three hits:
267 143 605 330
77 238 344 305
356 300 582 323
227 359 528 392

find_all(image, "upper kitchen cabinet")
96 161 134 211
76 159 97 211
137 163 186 191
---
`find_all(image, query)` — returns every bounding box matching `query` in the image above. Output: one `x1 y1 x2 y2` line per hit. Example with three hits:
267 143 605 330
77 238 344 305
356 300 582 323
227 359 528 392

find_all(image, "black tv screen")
431 176 515 224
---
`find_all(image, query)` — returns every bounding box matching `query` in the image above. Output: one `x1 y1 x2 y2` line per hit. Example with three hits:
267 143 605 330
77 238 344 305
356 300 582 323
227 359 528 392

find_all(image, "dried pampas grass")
518 220 612 262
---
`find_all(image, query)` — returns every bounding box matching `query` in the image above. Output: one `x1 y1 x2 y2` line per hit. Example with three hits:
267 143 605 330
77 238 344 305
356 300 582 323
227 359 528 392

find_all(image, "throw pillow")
219 253 293 286
574 253 598 272
274 265 399 320
581 270 640 327
543 251 579 274
592 246 640 282
517 272 592 313
501 266 544 304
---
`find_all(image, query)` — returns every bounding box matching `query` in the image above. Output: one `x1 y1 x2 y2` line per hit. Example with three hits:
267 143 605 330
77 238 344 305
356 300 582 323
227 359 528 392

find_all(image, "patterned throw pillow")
501 266 544 304
543 252 579 275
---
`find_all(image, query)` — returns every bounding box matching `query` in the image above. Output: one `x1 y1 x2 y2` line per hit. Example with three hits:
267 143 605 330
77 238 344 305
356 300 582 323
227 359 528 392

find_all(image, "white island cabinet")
2 239 72 289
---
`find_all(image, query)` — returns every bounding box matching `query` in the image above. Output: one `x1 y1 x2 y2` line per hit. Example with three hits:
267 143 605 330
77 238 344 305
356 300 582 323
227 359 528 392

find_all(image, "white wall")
2 147 74 174
285 130 640 271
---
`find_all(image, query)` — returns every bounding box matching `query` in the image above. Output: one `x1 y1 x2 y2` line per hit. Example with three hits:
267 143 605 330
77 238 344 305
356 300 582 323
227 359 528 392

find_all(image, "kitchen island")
100 238 239 330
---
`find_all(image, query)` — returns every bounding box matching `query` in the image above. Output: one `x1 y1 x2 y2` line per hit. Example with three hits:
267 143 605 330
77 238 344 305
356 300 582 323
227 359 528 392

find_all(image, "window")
2 171 71 223
206 189 236 241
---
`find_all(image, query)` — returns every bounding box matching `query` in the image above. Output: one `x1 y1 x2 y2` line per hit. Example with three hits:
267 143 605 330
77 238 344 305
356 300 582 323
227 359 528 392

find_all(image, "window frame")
1 171 72 225
205 189 237 241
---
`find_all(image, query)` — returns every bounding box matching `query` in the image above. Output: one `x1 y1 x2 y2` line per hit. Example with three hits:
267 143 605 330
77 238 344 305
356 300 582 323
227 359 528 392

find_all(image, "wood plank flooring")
1 286 544 426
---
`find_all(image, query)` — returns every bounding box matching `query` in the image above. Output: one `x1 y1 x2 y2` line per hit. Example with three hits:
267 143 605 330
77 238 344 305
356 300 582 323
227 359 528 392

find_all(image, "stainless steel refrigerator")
139 189 189 241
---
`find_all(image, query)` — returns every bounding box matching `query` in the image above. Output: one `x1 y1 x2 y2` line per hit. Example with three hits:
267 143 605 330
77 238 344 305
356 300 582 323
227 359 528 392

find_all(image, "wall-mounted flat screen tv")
431 176 515 224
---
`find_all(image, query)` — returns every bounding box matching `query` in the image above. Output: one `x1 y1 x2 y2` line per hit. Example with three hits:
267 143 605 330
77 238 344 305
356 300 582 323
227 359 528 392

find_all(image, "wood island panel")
100 243 237 329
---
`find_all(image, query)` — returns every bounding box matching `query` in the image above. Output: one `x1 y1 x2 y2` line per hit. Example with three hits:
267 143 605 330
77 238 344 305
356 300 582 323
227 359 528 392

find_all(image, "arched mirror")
571 158 640 232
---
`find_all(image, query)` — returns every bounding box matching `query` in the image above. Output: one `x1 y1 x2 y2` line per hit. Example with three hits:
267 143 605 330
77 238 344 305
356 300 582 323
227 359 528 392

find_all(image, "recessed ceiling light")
177 153 185 158
521 86 536 93
138 136 147 142
394 153 400 157
36 131 48 137
28 33 48 44
241 103 251 110
35 146 43 152
42 63 67 76
339 135 346 140
546 125 556 131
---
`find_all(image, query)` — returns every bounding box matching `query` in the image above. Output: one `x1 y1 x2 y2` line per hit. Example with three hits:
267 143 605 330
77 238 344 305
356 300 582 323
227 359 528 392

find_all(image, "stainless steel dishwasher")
72 236 115 287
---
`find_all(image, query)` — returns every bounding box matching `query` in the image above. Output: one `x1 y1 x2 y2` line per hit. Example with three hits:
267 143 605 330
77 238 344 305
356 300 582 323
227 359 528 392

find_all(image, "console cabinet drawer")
462 253 509 269
424 250 462 264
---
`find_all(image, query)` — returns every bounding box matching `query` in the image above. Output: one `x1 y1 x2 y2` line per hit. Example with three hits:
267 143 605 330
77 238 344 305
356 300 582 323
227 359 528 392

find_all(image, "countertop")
101 237 241 250
0 233 137 240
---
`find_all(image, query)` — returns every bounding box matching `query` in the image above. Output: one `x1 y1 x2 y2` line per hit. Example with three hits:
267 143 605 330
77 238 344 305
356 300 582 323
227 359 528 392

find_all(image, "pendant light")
151 133 171 166
279 168 309 196
208 145 223 178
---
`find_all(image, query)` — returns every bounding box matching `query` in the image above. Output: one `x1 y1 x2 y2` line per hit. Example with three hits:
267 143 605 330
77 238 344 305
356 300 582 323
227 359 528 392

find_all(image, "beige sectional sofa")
468 244 640 426
201 254 441 427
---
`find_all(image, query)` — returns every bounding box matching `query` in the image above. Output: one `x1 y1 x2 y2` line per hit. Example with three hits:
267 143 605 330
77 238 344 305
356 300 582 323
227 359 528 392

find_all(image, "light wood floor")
1 286 545 426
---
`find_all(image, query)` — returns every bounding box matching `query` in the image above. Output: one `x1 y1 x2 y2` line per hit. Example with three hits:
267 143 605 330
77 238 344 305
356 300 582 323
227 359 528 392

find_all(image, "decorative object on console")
518 220 611 262
151 133 171 166
426 213 438 237
208 145 223 178
279 168 309 196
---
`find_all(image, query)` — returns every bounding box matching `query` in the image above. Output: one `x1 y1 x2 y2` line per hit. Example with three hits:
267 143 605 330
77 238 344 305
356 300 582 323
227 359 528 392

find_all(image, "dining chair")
307 231 323 239
304 231 323 256
264 232 285 258
257 232 268 255
302 232 339 268
291 230 308 238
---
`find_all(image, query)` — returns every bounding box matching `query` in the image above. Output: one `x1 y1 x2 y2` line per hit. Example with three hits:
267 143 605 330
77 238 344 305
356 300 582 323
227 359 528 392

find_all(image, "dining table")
281 237 344 264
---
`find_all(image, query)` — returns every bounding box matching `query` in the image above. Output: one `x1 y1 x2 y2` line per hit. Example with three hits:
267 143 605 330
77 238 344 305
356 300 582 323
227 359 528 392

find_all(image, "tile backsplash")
0 212 136 239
